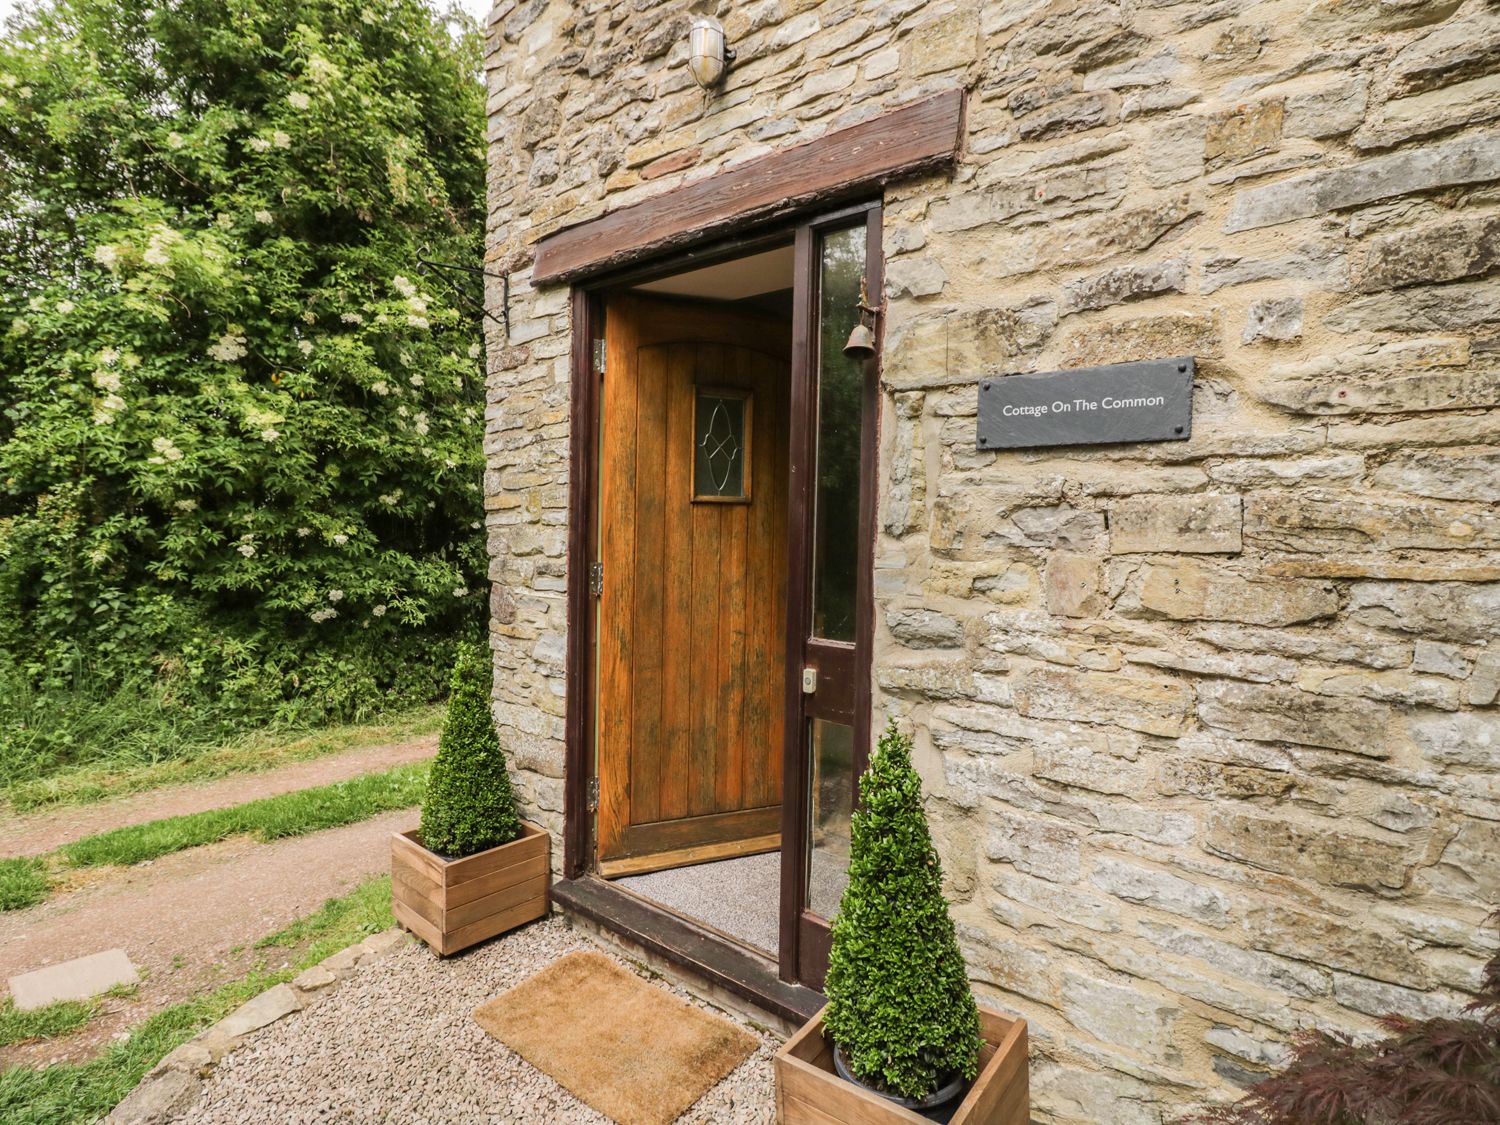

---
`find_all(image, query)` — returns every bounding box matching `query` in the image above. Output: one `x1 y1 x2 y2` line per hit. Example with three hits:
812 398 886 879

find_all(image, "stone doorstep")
104 927 414 1125
8 948 140 1012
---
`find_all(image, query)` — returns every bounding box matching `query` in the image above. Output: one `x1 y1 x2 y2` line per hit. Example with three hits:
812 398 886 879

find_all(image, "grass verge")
0 1000 97 1050
0 876 396 1125
0 858 49 911
5 705 443 813
58 763 428 869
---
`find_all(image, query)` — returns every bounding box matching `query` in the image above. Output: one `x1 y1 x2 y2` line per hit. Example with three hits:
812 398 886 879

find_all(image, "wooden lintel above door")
531 89 964 285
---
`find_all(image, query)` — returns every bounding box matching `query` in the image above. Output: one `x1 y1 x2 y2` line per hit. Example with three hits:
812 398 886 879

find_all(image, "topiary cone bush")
418 644 521 858
824 719 982 1101
1190 918 1500 1125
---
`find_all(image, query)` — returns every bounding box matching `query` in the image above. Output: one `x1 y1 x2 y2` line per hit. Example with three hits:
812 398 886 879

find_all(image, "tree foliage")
1196 930 1500 1125
0 0 489 762
824 720 982 1101
418 644 520 858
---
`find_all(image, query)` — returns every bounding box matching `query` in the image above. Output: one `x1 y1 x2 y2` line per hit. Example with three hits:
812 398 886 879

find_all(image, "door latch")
586 777 600 812
801 666 818 694
589 561 604 597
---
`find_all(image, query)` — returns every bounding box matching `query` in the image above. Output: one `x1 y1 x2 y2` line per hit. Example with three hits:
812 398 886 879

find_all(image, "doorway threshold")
550 876 823 1027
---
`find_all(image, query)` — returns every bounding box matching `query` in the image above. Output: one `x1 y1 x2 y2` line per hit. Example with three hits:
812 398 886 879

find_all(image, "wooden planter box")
391 821 550 956
775 1002 1027 1125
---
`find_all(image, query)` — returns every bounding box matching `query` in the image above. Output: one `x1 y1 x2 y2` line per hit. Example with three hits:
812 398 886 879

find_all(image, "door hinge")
589 561 604 597
586 777 600 812
592 338 606 374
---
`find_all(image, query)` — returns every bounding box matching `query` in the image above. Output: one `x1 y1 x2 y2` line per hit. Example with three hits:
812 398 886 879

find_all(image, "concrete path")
0 808 417 1068
0 735 437 859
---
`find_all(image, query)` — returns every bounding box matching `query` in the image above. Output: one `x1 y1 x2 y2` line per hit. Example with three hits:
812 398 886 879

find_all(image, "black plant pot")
832 1043 968 1123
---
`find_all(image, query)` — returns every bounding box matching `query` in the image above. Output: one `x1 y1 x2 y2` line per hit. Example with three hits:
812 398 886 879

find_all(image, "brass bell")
843 321 876 361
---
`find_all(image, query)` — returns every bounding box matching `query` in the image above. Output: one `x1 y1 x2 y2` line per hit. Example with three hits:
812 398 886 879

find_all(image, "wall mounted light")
688 16 735 88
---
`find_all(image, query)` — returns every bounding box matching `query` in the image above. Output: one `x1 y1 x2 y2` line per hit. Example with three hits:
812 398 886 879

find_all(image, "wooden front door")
595 294 790 877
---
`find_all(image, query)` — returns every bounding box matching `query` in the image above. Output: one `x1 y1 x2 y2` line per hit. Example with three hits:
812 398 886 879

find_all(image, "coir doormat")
473 949 758 1125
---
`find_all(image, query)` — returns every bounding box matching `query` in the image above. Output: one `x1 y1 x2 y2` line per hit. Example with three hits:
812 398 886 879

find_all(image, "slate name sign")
976 357 1195 450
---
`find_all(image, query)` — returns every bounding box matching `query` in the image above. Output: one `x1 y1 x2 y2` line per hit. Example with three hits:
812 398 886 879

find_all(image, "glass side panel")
693 389 748 499
807 718 854 920
810 225 866 643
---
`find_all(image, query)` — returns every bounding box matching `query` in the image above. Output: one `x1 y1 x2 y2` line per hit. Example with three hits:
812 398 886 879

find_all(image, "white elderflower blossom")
371 604 387 617
176 499 198 512
298 340 314 356
236 538 257 558
332 533 349 546
310 607 337 623
260 428 280 442
97 347 120 366
468 342 482 359
406 314 429 330
408 374 424 387
328 589 344 603
272 130 291 149
392 275 417 298
452 587 469 598
151 436 184 462
341 312 364 325
378 491 401 507
167 132 185 149
94 394 126 424
56 299 75 314
470 520 481 530
246 136 271 153
301 310 315 324
396 405 409 418
93 369 122 394
288 91 311 110
9 319 29 337
143 227 175 266
94 244 120 269
296 526 312 537
306 55 340 84
407 295 428 314
370 380 390 396
209 330 248 362
254 209 274 224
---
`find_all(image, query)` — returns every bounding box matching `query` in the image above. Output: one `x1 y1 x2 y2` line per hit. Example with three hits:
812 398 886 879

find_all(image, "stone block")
1242 296 1304 343
1058 310 1220 369
992 871 1123 933
1245 491 1500 552
1044 553 1104 618
1059 257 1187 315
959 924 1057 1005
1033 744 1150 796
1422 819 1500 901
884 256 947 298
1205 1026 1290 1069
906 7 979 76
1061 970 1180 1064
1205 808 1412 891
1389 8 1500 96
1370 449 1500 502
883 303 1056 387
1245 904 1429 987
876 659 976 701
1324 279 1500 334
1224 132 1500 231
985 808 1084 884
1468 654 1500 706
1158 759 1295 800
9 949 139 1012
1358 214 1500 292
1332 973 1470 1021
1132 559 1338 627
1285 75 1368 138
1205 99 1283 167
215 983 303 1040
1347 582 1500 645
1089 858 1231 926
1014 666 1194 738
887 606 965 648
1198 681 1398 757
1410 640 1474 678
106 1070 200 1125
1137 919 1329 999
1017 93 1116 141
1109 494 1242 554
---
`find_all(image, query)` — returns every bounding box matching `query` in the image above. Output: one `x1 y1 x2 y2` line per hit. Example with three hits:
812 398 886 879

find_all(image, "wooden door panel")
598 296 790 875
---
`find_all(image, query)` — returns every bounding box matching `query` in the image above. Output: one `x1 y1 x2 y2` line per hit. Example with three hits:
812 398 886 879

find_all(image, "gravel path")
178 916 778 1125
0 735 437 859
0 809 418 1069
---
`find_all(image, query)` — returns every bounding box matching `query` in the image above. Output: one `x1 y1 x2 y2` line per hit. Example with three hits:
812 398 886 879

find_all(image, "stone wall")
482 0 1500 1119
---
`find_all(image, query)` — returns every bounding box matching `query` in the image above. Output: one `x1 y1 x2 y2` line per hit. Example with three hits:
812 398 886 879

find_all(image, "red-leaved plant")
1193 924 1499 1125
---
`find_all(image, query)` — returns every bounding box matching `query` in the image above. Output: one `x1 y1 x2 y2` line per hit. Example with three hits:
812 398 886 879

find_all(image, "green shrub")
0 0 489 762
418 646 520 858
824 720 981 1101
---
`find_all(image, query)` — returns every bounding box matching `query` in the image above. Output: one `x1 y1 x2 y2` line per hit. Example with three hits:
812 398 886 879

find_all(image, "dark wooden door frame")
561 204 883 990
